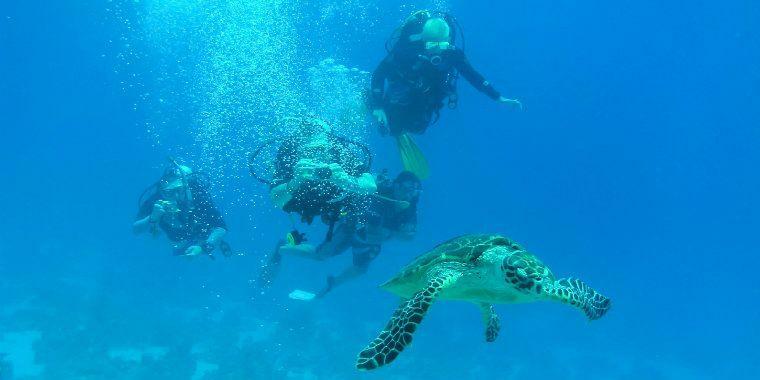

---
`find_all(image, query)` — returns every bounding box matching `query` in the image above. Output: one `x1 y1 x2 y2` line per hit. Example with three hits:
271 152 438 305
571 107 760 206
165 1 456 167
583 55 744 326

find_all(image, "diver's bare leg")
317 244 380 297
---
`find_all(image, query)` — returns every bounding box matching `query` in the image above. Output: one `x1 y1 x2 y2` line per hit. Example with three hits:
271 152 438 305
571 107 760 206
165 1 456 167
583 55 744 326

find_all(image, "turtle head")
500 250 553 295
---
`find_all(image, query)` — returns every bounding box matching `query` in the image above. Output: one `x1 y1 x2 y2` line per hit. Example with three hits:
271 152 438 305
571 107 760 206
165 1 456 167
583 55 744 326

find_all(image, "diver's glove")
498 96 523 110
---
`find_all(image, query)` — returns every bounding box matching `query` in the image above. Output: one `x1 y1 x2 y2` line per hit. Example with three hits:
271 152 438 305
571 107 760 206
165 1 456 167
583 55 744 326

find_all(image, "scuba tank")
248 117 373 242
248 117 373 186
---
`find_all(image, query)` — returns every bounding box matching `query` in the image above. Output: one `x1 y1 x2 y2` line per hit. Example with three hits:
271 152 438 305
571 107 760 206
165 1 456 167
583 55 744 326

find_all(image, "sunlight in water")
113 0 448 207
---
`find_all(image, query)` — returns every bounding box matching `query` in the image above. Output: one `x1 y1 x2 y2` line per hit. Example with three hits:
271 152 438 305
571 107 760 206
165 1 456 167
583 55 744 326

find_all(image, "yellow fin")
395 134 430 180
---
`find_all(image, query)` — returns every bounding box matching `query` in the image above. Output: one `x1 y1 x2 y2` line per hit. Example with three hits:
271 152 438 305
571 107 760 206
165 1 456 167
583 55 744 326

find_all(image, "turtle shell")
390 234 523 282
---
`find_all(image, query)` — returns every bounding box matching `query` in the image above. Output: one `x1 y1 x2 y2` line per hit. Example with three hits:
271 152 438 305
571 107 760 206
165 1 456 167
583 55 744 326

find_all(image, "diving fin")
278 243 317 259
395 134 430 180
288 289 317 301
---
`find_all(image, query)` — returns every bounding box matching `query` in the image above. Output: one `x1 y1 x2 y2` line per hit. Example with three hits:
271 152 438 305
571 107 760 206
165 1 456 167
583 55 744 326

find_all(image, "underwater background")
1 0 759 379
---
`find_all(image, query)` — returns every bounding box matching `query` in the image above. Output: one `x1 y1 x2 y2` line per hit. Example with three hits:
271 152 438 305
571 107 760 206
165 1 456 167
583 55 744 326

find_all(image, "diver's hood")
409 18 451 43
162 165 193 190
162 179 185 190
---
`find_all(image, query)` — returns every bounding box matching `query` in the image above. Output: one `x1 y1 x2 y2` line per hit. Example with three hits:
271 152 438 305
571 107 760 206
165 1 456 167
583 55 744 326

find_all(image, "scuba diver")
273 171 421 300
265 117 377 220
369 10 522 179
133 160 232 258
249 117 378 286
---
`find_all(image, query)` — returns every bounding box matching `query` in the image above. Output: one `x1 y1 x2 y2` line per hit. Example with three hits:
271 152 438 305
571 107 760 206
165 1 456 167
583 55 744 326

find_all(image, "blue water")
1 1 758 379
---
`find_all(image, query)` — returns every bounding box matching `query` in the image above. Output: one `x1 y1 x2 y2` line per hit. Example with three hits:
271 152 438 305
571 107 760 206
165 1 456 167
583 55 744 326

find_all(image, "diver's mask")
160 160 194 203
425 41 452 51
159 183 189 205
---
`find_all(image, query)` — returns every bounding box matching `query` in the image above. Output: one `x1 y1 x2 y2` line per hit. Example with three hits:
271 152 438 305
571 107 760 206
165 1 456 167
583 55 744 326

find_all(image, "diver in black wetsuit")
251 117 377 287
265 117 376 225
307 170 421 298
133 162 231 258
266 171 421 299
369 11 522 137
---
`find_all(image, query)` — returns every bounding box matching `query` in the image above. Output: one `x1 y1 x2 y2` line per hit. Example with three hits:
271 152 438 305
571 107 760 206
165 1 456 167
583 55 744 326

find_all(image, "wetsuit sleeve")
370 55 393 108
454 50 501 100
136 193 159 219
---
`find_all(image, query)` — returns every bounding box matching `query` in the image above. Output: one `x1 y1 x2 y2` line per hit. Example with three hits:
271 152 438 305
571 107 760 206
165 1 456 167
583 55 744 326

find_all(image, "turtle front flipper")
479 303 500 342
545 277 611 320
356 271 462 370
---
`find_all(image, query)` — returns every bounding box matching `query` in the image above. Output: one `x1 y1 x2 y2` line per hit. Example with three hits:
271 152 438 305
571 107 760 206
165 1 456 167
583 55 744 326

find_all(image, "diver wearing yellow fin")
278 171 422 300
396 133 429 180
252 117 378 288
369 11 522 179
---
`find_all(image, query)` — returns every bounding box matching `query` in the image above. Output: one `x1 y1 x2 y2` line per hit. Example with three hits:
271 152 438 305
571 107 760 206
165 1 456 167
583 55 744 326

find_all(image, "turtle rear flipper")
356 271 461 370
547 278 611 320
479 303 500 342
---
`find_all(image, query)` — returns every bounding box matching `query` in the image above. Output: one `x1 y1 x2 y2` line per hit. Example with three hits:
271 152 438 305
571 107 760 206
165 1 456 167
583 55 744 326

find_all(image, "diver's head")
160 164 192 201
410 18 451 45
392 171 422 203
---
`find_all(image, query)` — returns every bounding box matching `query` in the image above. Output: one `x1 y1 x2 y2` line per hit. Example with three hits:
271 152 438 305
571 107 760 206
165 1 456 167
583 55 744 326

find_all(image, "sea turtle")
356 234 611 370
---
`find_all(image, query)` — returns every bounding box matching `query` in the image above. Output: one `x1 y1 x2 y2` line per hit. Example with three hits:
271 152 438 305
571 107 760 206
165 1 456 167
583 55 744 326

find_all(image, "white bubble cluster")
305 58 371 140
110 0 450 209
